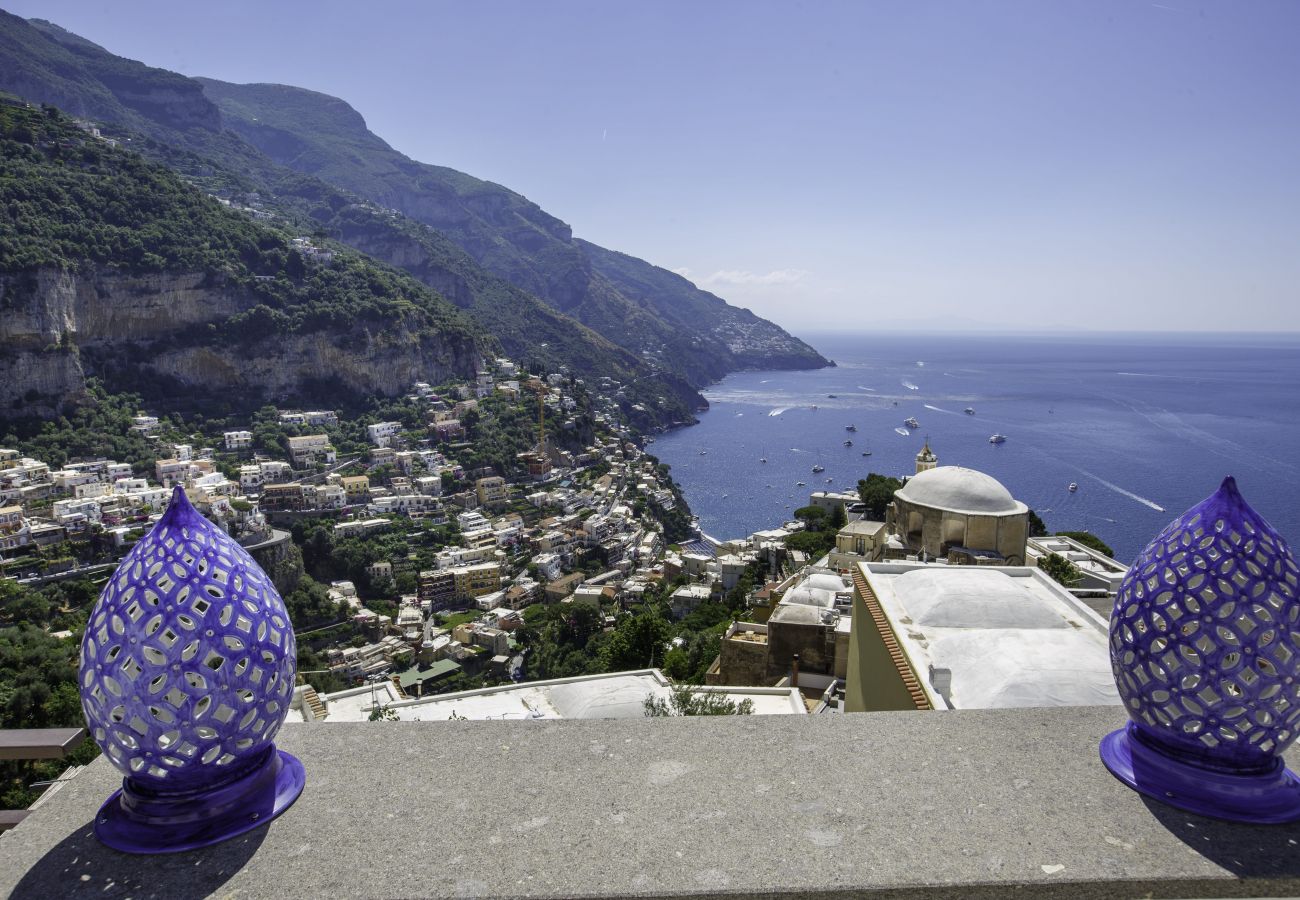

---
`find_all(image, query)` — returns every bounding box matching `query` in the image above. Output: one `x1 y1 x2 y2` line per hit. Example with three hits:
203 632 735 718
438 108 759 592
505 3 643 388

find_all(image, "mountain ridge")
0 10 829 428
195 77 830 385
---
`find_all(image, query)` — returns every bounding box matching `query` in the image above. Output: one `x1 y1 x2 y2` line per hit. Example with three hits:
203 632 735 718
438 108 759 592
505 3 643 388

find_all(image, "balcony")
2 706 1299 898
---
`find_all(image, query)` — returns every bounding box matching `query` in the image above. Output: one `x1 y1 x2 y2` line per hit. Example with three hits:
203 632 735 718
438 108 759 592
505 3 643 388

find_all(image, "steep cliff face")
0 266 481 415
0 269 238 345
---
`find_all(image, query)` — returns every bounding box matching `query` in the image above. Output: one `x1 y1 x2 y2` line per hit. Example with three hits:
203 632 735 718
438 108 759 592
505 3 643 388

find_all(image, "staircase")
302 686 328 721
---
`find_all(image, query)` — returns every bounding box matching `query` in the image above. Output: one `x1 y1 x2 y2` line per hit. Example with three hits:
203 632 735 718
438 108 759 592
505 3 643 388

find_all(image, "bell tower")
915 439 937 474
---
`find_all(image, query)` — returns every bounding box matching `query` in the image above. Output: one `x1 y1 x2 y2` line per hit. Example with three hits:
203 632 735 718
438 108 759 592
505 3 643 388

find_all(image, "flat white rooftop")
305 670 807 722
859 562 1122 710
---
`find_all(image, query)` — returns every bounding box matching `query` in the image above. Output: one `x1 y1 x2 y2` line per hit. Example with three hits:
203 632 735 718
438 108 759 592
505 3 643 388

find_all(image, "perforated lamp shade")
79 486 304 852
1100 477 1300 823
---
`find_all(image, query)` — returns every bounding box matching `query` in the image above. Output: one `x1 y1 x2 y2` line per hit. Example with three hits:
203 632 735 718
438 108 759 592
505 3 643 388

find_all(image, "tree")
785 529 834 559
1040 552 1082 588
368 704 398 721
601 607 671 671
828 503 848 530
644 685 754 716
857 473 903 520
793 505 827 526
1027 509 1048 538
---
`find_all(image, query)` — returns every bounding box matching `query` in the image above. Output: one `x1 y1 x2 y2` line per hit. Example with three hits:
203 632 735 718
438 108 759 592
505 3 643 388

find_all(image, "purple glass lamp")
79 486 304 853
1101 477 1300 823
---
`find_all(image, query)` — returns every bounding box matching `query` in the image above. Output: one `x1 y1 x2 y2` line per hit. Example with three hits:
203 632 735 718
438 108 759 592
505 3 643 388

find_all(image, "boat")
861 450 872 456
845 424 857 432
964 407 975 415
827 394 837 399
811 465 825 473
843 440 853 447
699 450 707 455
904 417 920 429
825 478 834 483
796 481 807 487
989 434 1007 444
759 458 767 463
1068 482 1078 492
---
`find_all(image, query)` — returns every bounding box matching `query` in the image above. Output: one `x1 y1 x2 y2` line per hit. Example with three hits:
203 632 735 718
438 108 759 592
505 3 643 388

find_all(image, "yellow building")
453 562 501 601
340 475 371 501
476 476 508 507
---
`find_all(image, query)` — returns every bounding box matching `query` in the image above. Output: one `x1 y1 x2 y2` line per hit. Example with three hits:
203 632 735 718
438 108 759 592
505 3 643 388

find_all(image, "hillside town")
2 351 1136 727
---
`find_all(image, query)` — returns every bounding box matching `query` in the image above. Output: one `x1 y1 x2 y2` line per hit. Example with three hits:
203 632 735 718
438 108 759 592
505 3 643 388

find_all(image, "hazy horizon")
6 1 1298 337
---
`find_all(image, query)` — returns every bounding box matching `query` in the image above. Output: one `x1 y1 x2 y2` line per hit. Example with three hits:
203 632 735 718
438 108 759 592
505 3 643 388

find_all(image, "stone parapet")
2 707 1299 898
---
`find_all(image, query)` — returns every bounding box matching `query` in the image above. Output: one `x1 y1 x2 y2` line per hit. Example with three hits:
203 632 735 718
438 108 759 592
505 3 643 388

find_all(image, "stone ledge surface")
2 706 1299 899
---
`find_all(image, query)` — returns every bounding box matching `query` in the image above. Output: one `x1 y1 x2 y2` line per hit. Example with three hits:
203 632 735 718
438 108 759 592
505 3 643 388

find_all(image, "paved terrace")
2 706 1299 898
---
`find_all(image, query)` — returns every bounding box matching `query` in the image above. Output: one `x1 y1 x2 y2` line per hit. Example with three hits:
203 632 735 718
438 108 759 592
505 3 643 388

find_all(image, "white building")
366 421 402 447
224 430 254 451
533 552 562 581
669 584 714 620
52 497 103 530
846 562 1122 712
292 670 806 723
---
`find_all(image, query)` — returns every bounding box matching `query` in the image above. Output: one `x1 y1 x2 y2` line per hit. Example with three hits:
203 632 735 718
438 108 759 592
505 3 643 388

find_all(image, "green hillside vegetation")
0 12 704 427
1 104 479 342
0 105 268 272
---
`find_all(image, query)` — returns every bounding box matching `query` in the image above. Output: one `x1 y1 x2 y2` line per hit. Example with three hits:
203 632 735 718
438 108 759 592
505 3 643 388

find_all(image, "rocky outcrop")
0 269 238 347
0 265 481 415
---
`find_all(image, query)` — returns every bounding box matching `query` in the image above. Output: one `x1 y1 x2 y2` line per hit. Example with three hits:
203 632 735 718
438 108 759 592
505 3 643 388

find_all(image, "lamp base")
94 746 305 854
1100 723 1300 824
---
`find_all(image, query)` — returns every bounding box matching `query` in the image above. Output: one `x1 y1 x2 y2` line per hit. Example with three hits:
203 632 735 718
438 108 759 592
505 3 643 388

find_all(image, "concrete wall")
7 708 1296 898
844 589 923 713
716 628 770 686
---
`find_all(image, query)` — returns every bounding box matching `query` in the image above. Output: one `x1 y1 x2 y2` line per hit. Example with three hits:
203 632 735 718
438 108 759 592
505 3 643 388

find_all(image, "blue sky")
8 1 1299 332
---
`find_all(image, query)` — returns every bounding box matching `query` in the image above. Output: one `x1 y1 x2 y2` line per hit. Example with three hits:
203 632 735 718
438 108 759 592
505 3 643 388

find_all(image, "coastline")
647 331 1300 561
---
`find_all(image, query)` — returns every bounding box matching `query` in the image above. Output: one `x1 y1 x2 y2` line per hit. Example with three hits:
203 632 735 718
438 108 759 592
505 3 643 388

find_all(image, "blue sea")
650 331 1300 564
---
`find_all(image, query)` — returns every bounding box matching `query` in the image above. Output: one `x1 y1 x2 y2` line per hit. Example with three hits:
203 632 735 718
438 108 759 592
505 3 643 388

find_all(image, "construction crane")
521 378 552 479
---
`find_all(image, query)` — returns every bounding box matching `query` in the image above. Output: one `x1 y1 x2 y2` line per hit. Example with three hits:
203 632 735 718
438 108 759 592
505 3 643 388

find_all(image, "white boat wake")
895 427 912 436
857 386 876 392
923 404 955 414
1076 468 1165 512
901 380 920 390
768 407 789 417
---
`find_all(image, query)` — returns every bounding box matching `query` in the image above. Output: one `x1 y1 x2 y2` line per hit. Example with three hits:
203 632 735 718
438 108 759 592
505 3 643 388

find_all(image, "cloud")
700 268 809 287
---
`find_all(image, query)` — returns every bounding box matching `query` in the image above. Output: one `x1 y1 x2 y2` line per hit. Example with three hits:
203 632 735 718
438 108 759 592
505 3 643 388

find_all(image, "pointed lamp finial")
1100 476 1300 823
79 486 305 853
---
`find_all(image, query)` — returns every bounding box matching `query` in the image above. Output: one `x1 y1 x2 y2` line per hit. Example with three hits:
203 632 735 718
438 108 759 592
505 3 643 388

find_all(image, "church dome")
894 466 1026 515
